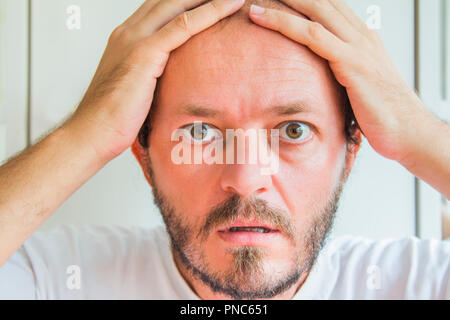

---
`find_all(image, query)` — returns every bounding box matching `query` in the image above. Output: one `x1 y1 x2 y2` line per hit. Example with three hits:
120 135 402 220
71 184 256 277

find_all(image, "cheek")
150 137 223 222
171 164 222 210
275 139 346 223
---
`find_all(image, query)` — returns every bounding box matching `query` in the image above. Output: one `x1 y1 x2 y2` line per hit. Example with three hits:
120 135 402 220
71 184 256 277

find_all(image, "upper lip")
218 219 278 232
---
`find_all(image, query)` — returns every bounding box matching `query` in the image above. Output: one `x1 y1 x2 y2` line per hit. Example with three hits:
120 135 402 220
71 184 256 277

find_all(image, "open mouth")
226 226 275 233
218 225 279 233
217 225 281 245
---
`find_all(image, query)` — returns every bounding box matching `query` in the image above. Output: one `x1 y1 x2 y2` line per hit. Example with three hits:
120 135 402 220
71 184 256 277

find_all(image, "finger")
146 0 245 54
121 0 161 28
249 6 350 63
329 0 370 32
131 0 210 39
277 0 361 43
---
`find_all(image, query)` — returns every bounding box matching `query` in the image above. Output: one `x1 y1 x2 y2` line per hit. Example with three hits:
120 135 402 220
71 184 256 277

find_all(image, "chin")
204 240 295 276
206 231 293 263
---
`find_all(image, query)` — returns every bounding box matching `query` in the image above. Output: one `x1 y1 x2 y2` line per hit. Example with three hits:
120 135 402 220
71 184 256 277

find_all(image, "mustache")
197 194 296 244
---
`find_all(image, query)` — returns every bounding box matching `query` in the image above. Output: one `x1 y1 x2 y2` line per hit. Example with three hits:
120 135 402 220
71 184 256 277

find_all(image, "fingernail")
250 4 266 15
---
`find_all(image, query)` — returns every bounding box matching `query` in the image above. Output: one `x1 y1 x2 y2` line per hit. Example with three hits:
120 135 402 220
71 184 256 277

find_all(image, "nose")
220 162 274 198
219 128 278 197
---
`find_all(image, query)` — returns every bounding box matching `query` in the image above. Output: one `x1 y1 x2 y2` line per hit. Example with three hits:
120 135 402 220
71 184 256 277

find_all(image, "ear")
131 138 153 187
343 129 362 181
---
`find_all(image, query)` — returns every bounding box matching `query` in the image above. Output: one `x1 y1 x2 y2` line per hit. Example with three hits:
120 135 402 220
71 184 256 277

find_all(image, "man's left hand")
248 0 431 163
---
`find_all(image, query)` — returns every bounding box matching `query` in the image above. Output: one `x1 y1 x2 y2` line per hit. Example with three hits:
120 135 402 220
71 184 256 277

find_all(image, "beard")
148 164 347 300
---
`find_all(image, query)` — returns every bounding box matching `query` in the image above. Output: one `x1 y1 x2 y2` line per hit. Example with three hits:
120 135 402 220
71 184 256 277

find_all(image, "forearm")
0 118 109 266
400 110 450 199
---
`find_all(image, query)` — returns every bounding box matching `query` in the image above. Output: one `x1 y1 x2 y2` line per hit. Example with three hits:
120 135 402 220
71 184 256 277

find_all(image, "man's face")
134 6 357 299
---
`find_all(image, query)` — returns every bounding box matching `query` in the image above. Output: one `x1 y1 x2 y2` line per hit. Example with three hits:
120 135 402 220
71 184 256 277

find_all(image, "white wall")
0 0 28 163
1 0 445 239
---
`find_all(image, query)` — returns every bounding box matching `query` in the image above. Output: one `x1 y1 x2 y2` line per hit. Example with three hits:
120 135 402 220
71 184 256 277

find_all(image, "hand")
68 0 245 161
248 0 432 163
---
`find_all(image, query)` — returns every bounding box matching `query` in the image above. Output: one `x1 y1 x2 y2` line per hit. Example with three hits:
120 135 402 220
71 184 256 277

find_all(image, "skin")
0 0 448 299
247 0 450 198
132 2 358 300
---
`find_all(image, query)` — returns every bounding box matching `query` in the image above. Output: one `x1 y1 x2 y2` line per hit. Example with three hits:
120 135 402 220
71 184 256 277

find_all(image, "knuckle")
281 14 295 33
174 11 191 34
307 22 324 41
109 26 124 41
129 42 167 76
208 0 221 16
109 25 132 46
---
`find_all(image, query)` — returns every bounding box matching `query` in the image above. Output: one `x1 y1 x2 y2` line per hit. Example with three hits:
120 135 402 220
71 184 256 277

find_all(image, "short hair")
138 0 360 149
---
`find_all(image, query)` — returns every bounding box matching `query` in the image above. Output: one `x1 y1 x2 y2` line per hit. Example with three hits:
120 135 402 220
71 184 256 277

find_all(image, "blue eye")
279 122 312 142
183 122 221 143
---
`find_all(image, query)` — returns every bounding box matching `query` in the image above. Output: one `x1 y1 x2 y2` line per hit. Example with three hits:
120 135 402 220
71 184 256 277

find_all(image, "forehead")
155 10 343 122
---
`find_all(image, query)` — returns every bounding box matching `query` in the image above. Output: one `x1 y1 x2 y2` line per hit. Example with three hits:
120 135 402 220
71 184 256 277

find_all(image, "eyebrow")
176 101 315 119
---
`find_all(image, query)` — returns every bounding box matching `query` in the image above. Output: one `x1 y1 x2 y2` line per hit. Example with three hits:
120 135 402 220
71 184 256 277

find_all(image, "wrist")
59 114 117 167
398 107 444 170
398 110 450 198
390 91 425 161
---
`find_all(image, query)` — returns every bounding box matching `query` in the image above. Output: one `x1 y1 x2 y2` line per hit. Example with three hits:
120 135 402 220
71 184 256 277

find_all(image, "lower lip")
217 230 281 245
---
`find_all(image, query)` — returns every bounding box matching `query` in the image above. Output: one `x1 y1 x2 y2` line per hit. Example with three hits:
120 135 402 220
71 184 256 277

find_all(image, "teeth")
228 226 271 233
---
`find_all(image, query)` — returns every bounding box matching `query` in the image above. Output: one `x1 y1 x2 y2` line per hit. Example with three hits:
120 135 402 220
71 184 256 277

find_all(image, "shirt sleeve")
0 246 36 299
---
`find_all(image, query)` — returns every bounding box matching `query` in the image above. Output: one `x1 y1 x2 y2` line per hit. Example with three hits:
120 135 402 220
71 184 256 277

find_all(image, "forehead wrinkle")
167 2 315 72
192 32 318 70
193 49 322 84
170 25 323 84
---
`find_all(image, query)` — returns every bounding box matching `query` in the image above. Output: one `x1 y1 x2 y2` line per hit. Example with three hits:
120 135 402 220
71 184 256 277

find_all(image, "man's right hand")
67 0 245 162
0 0 245 266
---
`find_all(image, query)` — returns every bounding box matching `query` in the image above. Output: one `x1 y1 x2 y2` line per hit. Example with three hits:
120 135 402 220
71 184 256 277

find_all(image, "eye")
182 122 222 144
278 121 312 142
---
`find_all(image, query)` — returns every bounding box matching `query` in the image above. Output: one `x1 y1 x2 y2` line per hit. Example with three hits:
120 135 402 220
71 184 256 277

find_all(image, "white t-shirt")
0 224 449 299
